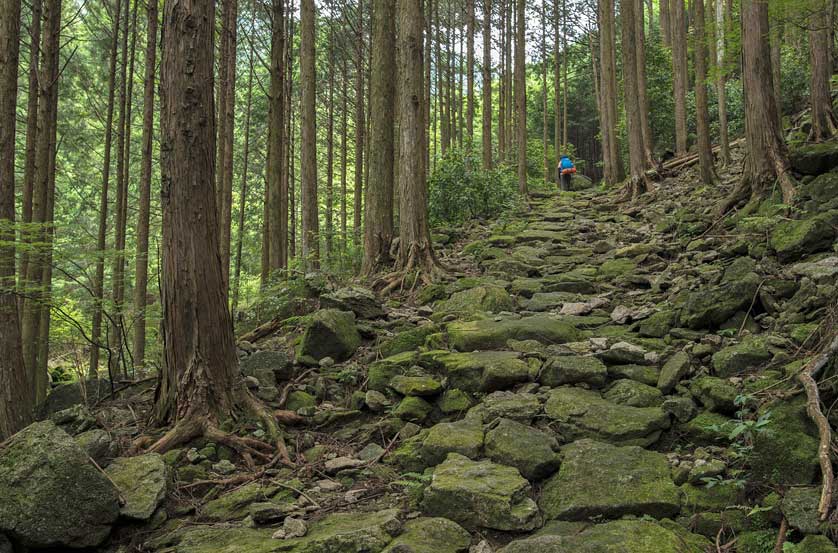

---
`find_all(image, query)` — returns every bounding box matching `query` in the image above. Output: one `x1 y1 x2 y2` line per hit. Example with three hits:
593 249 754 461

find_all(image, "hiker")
558 155 576 191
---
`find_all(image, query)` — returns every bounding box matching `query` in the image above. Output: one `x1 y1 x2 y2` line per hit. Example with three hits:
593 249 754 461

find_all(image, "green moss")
447 315 582 351
598 258 637 278
379 324 440 358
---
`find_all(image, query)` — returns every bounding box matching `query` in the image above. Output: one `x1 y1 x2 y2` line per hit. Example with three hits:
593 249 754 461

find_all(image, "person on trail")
558 155 576 191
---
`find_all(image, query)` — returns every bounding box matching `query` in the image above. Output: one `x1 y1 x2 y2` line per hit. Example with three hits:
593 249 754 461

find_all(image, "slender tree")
808 0 837 141
634 0 654 166
714 0 731 164
671 0 688 155
362 0 396 276
354 0 366 247
267 0 287 277
514 0 527 195
325 29 335 260
621 0 648 198
661 0 672 44
466 0 475 141
149 0 285 459
217 0 239 290
341 56 349 249
719 0 795 213
300 0 319 271
89 0 122 377
0 0 32 440
694 0 716 184
599 0 621 184
482 0 492 169
132 0 158 371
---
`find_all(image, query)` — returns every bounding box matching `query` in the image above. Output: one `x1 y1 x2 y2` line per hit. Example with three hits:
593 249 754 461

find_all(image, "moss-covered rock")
437 389 473 414
484 418 561 481
790 141 838 175
434 285 516 320
680 482 742 514
381 517 471 553
421 453 541 531
390 375 443 397
471 391 542 423
736 530 779 553
200 481 296 522
525 291 580 312
433 350 531 392
679 272 761 330
638 309 678 338
499 519 710 553
781 486 827 534
447 315 582 351
421 419 485 466
240 350 292 388
320 285 384 319
539 355 607 388
750 396 819 486
0 421 120 549
690 376 737 414
608 364 661 386
298 309 361 361
678 411 733 445
603 379 663 407
711 336 772 377
105 453 169 521
379 324 439 358
798 535 838 553
599 258 637 278
286 390 317 412
393 396 434 422
657 351 691 393
544 387 670 446
540 439 681 521
770 213 837 262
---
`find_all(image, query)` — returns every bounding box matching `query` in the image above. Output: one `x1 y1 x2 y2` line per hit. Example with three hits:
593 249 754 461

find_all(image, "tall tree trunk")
36 110 56 385
354 0 365 248
89 0 121 378
719 0 795 214
599 0 621 184
809 0 837 141
505 1 513 161
23 0 60 402
325 31 335 261
770 20 782 128
232 4 256 314
393 0 442 283
671 0 688 155
109 0 135 378
561 0 568 147
300 0 319 271
554 0 562 183
217 0 238 290
267 0 286 277
694 0 716 183
19 0 42 299
541 0 549 181
515 0 527 195
362 0 396 276
466 0 475 142
661 0 672 45
0 0 32 440
621 0 648 198
714 0 731 164
341 56 349 250
151 0 284 459
635 0 654 166
132 0 158 371
482 0 493 169
498 0 506 161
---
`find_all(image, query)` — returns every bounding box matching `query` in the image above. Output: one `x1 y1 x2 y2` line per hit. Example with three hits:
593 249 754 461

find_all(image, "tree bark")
719 0 794 214
23 0 60 402
341 56 349 250
542 0 549 181
300 0 319 271
671 0 689 155
599 0 621 184
809 0 837 141
0 0 32 440
152 0 284 459
694 0 716 184
554 0 562 183
770 19 782 129
363 0 396 276
217 0 238 290
714 0 731 164
88 0 121 378
132 0 158 371
621 0 648 198
515 0 527 195
354 0 366 248
498 0 506 161
466 0 475 142
267 0 286 277
661 0 672 45
325 30 335 261
635 0 654 166
482 0 493 169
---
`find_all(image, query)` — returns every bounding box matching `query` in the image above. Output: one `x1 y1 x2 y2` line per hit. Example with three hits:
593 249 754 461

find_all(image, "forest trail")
3 143 838 552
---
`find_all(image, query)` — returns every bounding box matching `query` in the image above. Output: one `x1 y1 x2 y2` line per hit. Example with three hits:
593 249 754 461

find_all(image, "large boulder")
199 481 297 522
679 272 761 330
433 350 532 392
0 421 120 548
421 453 542 531
603 379 663 407
484 418 561 481
382 517 471 553
657 351 691 393
105 453 169 520
540 439 681 521
539 355 607 388
448 315 582 351
544 387 670 447
35 378 110 419
421 418 485 466
499 520 709 553
320 285 384 319
790 142 838 175
750 395 819 486
711 336 772 377
434 285 516 320
770 212 837 262
298 309 362 361
240 350 292 388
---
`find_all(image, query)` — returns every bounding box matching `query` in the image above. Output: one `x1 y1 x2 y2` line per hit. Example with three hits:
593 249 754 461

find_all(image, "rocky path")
2 148 837 553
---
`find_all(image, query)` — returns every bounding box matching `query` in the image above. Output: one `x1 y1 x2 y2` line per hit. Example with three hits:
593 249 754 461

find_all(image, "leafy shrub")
428 148 519 226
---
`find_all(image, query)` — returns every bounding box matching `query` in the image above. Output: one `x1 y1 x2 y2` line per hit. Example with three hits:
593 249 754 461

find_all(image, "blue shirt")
560 157 574 170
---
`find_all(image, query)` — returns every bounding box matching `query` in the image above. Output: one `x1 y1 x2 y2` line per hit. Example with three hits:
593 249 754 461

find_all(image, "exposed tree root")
797 334 838 521
377 240 447 295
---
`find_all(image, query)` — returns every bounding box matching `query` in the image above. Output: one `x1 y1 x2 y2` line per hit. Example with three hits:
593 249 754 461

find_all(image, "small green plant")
701 474 747 489
392 472 432 509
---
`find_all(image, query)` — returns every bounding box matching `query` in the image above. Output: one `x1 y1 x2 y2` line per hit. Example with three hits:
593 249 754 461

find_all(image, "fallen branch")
773 517 788 553
797 334 838 521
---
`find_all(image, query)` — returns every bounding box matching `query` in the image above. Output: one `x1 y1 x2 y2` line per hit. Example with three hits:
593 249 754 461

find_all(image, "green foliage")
392 471 432 510
428 148 520 226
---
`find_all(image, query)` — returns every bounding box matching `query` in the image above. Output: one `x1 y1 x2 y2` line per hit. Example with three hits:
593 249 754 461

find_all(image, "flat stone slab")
540 439 681 521
544 387 670 446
